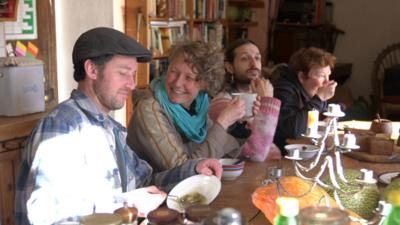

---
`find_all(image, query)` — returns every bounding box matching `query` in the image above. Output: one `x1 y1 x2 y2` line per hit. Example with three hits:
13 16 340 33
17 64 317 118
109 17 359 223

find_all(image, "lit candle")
307 110 319 136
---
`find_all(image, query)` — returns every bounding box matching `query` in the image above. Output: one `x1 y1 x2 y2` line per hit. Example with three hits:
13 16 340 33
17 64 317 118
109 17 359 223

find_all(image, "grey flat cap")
72 27 152 64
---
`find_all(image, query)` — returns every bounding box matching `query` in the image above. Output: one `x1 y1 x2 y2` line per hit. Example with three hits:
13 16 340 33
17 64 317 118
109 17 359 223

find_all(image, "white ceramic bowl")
284 144 320 160
219 158 245 168
219 158 245 181
167 174 221 213
221 167 244 181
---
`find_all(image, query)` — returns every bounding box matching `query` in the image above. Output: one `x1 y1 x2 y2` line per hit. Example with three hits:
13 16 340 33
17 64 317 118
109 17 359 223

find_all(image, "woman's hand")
195 158 222 179
216 98 246 130
251 78 273 97
317 80 337 101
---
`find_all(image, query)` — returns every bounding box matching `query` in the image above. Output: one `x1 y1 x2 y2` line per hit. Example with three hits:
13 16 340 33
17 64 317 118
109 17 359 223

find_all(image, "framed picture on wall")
0 0 19 21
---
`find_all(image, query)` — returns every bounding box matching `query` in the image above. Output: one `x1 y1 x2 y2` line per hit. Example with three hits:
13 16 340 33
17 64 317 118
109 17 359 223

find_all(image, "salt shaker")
211 208 244 225
185 205 213 224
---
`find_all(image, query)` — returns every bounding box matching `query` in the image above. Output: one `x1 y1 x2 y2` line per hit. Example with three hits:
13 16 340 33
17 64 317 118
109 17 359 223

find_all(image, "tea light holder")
356 168 377 184
286 148 302 161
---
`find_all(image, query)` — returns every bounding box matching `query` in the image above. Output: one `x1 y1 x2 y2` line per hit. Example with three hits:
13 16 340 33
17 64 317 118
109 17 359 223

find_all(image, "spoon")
234 156 249 165
376 113 381 122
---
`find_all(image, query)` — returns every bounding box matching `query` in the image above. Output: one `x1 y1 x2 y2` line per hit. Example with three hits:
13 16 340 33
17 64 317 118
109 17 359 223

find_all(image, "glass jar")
80 213 123 225
299 206 350 225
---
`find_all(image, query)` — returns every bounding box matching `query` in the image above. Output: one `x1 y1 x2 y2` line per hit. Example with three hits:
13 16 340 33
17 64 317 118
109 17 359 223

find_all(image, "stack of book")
192 22 224 49
194 0 226 20
150 20 188 57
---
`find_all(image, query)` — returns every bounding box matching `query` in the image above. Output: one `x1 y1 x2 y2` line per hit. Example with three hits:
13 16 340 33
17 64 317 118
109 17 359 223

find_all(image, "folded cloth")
114 188 166 217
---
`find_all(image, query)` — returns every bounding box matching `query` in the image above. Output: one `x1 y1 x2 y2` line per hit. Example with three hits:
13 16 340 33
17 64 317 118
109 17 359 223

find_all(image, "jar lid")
147 207 182 225
80 213 122 225
299 206 350 225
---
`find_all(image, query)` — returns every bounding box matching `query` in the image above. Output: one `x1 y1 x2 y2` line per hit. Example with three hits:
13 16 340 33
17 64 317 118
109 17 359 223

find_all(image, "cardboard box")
0 57 45 116
369 136 394 155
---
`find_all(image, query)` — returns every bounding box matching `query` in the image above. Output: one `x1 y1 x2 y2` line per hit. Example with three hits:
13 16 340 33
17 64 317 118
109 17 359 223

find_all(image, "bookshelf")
125 0 265 123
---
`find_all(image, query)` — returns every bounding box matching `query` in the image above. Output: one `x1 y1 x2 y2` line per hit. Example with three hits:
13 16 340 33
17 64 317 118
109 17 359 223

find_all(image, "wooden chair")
371 43 400 118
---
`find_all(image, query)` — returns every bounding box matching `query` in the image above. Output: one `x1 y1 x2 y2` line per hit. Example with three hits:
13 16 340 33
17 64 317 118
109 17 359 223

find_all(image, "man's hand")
144 186 167 198
251 78 273 97
118 186 166 217
195 158 222 179
317 80 337 101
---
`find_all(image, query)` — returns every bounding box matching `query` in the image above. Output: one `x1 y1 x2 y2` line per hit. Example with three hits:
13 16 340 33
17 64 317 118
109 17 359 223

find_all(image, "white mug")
232 93 257 118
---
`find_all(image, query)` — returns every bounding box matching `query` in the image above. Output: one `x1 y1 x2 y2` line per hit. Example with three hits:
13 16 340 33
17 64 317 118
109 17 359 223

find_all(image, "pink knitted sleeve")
240 97 281 161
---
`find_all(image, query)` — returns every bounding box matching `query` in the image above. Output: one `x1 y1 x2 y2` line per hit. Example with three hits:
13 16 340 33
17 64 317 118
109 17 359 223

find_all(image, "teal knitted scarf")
151 76 209 143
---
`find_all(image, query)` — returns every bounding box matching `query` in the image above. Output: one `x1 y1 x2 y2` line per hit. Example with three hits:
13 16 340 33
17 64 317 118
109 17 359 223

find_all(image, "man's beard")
233 69 261 84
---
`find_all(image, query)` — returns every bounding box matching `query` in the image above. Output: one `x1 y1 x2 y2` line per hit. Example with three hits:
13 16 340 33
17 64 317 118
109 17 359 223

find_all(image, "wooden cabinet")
0 0 56 223
0 141 23 225
0 112 44 225
124 0 265 123
270 23 344 63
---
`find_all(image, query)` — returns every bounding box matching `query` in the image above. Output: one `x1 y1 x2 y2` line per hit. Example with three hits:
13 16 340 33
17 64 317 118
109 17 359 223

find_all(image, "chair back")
371 43 400 118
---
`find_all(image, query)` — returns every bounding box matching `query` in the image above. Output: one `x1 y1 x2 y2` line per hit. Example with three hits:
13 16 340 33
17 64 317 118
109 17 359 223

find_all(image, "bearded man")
209 39 281 161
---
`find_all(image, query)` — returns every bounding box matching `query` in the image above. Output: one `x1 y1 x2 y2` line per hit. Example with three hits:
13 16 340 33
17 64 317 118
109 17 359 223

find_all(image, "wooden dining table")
209 155 400 225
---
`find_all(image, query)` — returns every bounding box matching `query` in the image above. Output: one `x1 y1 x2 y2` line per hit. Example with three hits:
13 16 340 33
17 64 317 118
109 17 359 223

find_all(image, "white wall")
333 0 400 102
55 0 126 125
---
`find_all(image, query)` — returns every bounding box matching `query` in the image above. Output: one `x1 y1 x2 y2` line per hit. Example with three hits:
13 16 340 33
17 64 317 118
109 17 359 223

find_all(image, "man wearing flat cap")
15 27 222 225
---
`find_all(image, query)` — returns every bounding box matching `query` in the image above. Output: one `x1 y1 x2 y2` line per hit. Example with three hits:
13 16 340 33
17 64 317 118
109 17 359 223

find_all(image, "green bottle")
383 189 400 225
274 197 299 225
383 205 400 225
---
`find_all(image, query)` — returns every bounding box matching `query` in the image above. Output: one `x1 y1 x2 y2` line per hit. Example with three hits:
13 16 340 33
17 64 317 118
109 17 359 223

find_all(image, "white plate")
323 112 345 117
301 133 321 139
114 188 165 217
167 174 221 213
378 171 400 185
338 144 360 150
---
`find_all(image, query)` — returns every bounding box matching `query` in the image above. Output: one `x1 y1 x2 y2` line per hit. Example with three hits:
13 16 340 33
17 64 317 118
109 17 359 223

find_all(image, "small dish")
338 144 360 150
285 155 303 161
378 171 400 185
284 144 320 160
323 112 345 117
301 133 322 139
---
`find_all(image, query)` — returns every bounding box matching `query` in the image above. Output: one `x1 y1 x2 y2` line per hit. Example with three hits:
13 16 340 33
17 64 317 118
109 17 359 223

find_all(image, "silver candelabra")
265 104 387 224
